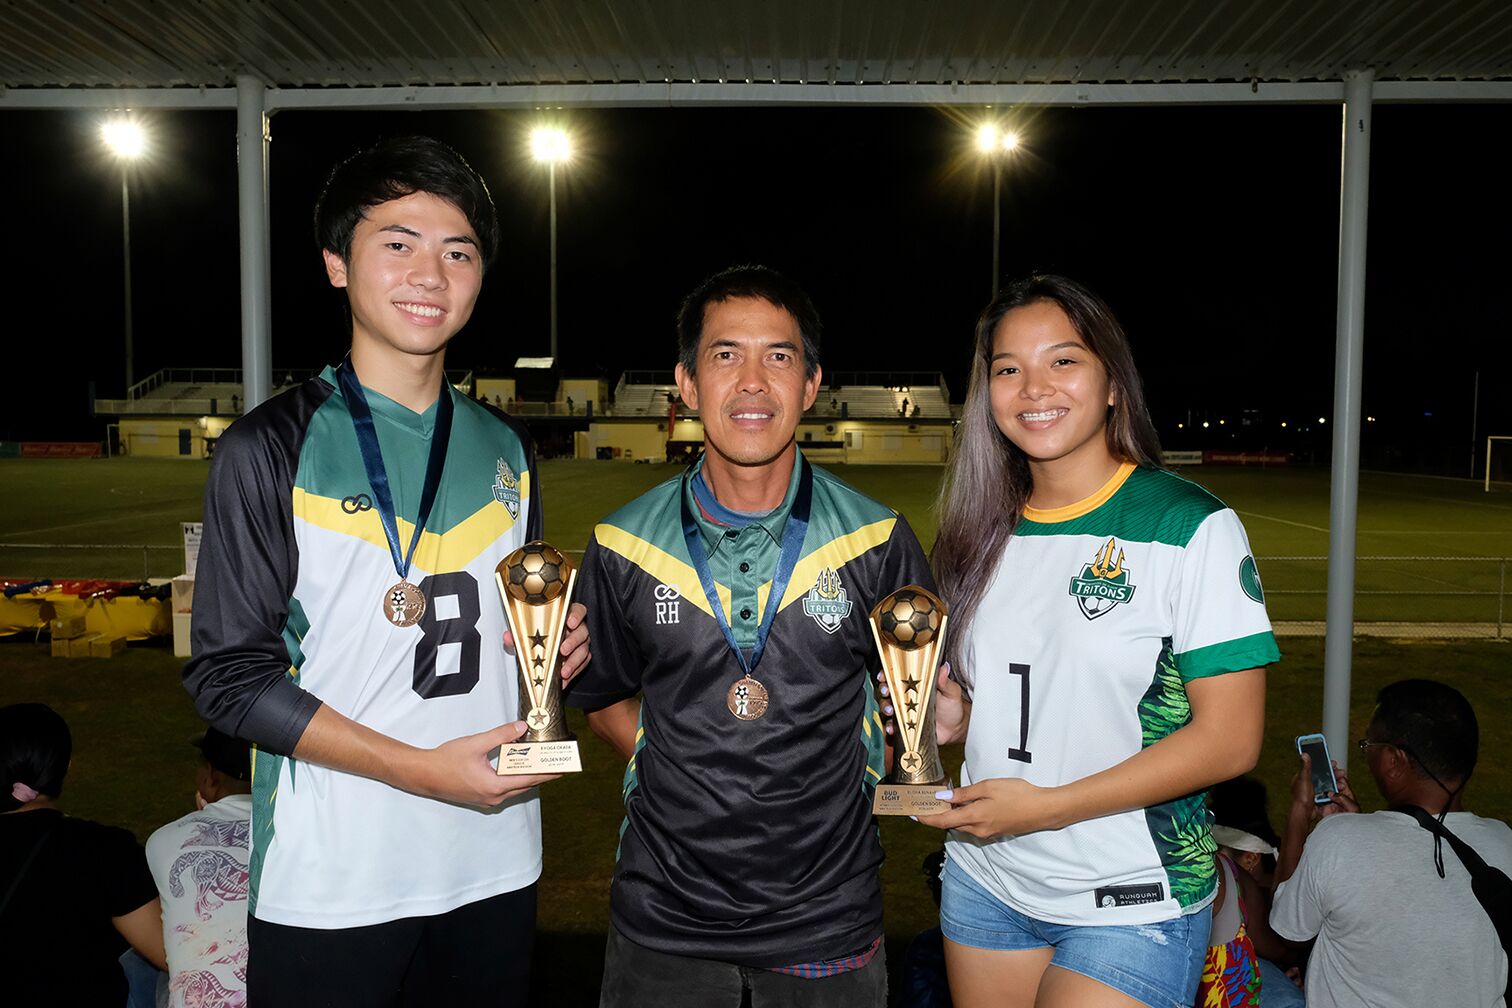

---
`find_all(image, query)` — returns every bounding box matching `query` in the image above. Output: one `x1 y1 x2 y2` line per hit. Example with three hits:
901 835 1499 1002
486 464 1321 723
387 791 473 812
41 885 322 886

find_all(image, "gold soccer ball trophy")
493 541 582 774
870 586 950 815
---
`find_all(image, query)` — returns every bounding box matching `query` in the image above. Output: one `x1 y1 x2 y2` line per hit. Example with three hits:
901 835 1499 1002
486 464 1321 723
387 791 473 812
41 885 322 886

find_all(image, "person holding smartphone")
915 275 1279 1008
1271 679 1512 1008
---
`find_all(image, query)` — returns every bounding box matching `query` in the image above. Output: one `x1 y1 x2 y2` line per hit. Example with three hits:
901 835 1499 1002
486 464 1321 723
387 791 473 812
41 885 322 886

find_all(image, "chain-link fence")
0 543 181 581
1262 555 1509 639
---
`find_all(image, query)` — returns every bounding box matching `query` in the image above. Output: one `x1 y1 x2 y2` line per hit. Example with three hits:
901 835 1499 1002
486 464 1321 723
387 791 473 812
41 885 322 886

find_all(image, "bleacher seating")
610 373 953 419
818 385 950 418
610 381 680 417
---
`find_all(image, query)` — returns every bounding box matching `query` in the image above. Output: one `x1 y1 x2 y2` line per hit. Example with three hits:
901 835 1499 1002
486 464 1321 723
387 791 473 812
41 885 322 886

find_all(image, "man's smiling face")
675 296 821 472
323 190 483 363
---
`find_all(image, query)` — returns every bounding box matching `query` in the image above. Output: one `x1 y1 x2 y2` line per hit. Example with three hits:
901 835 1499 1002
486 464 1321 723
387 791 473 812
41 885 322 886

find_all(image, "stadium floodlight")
101 119 146 159
529 127 573 362
973 121 1025 298
530 127 571 164
101 116 146 392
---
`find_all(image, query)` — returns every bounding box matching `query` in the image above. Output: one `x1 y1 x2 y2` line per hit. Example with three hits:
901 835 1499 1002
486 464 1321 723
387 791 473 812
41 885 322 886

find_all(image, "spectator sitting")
147 727 253 1008
1271 679 1512 1007
1211 825 1305 1007
0 703 167 1003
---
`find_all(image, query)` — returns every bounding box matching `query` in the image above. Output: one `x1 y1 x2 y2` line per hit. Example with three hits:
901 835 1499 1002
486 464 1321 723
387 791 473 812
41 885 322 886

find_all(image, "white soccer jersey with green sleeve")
946 462 1279 927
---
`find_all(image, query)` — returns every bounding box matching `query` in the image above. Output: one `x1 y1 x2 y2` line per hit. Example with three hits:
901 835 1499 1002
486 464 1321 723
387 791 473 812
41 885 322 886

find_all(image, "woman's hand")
914 778 1065 839
877 663 970 744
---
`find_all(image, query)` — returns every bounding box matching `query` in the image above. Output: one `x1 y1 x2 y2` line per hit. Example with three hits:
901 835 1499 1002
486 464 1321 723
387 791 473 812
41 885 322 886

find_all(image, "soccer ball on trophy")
876 588 942 650
869 585 949 812
502 542 568 605
493 541 582 773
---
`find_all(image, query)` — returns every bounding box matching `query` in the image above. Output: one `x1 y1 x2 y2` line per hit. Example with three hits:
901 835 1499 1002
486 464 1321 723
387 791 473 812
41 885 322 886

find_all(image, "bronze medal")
726 675 770 721
384 579 426 628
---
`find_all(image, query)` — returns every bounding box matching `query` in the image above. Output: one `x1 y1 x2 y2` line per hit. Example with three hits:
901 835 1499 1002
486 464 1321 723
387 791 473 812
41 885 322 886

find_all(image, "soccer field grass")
3 457 1509 623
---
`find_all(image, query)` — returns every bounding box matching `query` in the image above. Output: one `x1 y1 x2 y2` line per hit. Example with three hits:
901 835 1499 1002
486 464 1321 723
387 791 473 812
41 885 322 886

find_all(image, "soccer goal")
1486 436 1512 492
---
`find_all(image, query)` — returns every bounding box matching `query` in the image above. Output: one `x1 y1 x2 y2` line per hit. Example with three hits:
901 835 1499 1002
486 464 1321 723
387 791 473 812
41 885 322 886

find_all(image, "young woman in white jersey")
906 275 1276 1008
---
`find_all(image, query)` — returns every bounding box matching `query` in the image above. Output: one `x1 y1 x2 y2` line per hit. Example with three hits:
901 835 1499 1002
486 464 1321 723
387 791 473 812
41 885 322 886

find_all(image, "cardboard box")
51 636 72 658
88 635 127 658
50 614 87 640
67 634 101 658
173 611 193 658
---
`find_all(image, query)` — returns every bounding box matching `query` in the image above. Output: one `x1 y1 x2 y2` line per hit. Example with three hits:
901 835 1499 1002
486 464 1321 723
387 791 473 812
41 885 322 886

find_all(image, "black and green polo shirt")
568 449 934 966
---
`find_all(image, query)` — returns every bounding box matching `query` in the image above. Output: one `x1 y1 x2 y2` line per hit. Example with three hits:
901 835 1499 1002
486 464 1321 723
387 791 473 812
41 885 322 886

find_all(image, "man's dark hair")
675 266 822 378
1372 679 1479 783
314 135 499 271
0 703 72 811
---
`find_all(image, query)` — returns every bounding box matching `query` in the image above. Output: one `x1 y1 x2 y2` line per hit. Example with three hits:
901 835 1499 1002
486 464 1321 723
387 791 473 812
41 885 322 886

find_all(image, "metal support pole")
991 162 1002 300
548 162 559 363
121 173 134 391
1470 371 1480 479
1323 69 1374 769
237 75 273 410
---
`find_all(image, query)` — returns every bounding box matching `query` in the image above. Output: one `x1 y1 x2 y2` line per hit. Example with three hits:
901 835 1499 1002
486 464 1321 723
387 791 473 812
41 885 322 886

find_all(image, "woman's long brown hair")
931 275 1163 689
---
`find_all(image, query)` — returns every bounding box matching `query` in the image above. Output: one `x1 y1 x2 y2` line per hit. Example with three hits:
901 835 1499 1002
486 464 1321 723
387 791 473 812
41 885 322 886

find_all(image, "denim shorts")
940 858 1210 1008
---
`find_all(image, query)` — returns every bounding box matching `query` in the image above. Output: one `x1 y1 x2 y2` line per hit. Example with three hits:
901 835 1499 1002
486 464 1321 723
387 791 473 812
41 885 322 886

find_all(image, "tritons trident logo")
1069 538 1137 620
492 459 520 519
802 567 853 633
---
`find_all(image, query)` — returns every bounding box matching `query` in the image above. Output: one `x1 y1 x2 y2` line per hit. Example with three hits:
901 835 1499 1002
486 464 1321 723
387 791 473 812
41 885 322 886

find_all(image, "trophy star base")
496 739 582 775
872 781 952 816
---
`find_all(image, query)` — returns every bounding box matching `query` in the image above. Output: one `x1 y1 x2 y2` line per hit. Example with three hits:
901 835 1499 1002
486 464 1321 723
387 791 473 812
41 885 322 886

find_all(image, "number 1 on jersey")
1008 662 1032 763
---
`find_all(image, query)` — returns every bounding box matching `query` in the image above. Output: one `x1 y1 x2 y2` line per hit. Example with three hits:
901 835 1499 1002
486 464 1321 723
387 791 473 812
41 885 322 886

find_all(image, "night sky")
5 101 1509 472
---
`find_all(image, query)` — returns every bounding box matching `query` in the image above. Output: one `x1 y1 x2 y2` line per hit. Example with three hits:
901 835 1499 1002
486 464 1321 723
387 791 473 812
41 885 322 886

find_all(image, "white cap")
1212 825 1278 857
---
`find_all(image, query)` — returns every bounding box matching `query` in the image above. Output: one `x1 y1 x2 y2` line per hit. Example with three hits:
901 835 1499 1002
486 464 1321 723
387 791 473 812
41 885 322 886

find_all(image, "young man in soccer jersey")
567 266 934 1006
184 136 588 1006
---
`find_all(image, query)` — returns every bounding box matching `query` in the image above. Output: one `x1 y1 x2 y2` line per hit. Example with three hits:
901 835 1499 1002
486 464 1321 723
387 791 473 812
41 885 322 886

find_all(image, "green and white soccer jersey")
946 462 1279 927
190 366 543 930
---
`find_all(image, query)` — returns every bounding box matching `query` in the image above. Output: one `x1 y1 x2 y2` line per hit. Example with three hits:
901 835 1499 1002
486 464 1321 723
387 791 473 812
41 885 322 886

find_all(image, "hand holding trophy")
870 586 951 815
494 541 583 774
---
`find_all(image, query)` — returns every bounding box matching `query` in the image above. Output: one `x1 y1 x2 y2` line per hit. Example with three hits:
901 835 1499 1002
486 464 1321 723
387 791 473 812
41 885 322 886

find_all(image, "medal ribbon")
680 454 812 676
337 357 454 586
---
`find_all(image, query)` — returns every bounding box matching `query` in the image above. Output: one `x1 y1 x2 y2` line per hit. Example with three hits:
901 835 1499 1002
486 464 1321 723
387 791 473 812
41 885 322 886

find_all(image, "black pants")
247 884 536 1007
599 924 887 1008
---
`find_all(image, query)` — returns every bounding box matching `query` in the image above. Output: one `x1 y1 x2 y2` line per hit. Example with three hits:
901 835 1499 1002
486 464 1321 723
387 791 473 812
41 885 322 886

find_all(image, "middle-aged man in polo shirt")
568 265 935 1006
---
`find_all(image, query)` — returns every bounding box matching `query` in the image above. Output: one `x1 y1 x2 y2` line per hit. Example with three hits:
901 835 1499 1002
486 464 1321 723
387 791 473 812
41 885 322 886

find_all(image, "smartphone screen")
1297 734 1337 804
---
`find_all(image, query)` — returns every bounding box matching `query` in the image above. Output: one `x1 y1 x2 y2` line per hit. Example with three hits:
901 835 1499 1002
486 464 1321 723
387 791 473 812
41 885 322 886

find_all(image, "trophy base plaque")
872 781 952 816
496 739 583 775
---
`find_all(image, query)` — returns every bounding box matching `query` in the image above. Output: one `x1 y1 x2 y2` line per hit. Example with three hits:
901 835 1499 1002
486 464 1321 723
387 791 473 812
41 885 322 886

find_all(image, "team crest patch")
1069 538 1136 620
802 567 854 634
491 459 520 519
1239 554 1265 603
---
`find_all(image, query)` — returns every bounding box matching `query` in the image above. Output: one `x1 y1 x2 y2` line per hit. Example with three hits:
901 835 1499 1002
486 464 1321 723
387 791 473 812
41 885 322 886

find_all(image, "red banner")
1203 451 1290 466
20 442 103 458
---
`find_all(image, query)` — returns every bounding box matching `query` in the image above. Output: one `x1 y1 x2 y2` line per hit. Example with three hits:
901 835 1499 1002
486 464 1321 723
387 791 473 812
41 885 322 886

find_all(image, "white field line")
1235 510 1329 533
0 503 191 540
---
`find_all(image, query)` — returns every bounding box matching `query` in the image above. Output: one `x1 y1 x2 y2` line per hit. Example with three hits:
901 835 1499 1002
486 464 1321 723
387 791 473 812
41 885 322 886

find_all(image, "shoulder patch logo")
1069 538 1137 620
802 566 854 634
492 459 520 519
1239 555 1265 604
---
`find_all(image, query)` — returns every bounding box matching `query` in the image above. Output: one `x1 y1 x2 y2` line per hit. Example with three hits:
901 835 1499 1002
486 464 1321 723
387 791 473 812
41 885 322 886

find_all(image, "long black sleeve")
182 382 328 754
